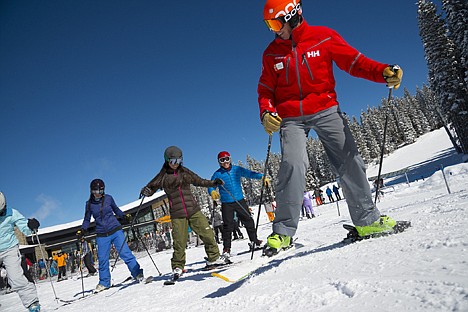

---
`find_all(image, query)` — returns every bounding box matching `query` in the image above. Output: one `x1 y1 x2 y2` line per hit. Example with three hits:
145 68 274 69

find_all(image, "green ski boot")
264 233 291 256
355 215 396 237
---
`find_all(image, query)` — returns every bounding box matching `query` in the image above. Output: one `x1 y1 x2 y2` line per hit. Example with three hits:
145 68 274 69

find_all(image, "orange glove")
383 65 403 90
261 112 282 135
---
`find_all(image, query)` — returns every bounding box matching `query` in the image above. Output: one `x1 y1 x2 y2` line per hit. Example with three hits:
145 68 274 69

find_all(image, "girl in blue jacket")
80 179 143 293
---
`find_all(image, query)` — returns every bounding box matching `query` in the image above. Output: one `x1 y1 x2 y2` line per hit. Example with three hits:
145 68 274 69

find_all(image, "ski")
212 241 302 283
201 261 233 271
163 269 187 286
163 279 177 286
163 261 234 286
53 275 137 309
262 240 295 257
342 220 412 243
110 275 133 288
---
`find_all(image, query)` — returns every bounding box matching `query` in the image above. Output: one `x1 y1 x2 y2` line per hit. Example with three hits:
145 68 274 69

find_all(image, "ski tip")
163 280 176 286
211 272 233 283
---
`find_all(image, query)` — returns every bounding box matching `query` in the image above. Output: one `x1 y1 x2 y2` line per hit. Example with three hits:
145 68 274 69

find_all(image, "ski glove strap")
383 65 403 90
261 112 282 135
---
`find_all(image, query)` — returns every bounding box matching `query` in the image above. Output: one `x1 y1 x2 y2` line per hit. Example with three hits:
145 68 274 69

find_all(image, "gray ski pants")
273 106 380 237
0 245 39 308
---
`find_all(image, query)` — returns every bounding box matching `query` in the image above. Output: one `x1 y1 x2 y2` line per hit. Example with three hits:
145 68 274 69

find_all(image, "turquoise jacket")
0 206 32 252
208 165 263 203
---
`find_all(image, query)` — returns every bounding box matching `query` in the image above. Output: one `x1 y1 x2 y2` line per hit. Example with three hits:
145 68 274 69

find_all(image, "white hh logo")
307 50 320 58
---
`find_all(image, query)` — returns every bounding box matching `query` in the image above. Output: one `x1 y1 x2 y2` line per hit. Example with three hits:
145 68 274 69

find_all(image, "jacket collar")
274 19 309 46
218 164 232 173
0 206 12 218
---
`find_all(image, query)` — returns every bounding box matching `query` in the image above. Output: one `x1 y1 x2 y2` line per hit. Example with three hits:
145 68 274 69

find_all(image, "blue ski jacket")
0 206 32 252
81 194 124 235
208 165 263 203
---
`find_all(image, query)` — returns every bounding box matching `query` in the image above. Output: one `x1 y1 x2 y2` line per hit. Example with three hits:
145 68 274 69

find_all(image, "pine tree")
416 85 443 130
360 111 380 161
418 0 468 153
349 116 371 163
442 0 468 85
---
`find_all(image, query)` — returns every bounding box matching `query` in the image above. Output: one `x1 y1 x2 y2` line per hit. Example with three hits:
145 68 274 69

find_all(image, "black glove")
213 178 224 186
140 186 153 197
76 228 87 238
119 214 132 225
27 218 40 232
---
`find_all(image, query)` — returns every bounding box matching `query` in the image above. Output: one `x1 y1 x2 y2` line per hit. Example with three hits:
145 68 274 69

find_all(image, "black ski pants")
83 253 96 274
221 199 257 250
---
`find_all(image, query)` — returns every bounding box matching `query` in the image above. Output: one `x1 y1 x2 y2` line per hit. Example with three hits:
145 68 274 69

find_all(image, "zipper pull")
302 54 306 65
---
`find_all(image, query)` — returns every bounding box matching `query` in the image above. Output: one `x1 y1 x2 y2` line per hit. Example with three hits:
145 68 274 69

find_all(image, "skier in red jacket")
258 0 403 251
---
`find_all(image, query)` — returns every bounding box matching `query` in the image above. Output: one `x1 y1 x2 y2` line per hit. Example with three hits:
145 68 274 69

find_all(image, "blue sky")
1 0 431 227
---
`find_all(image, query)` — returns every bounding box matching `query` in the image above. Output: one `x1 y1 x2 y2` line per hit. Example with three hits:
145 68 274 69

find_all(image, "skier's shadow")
204 241 348 298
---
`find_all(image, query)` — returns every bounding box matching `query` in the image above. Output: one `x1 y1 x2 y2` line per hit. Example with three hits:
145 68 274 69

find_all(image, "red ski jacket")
258 20 388 120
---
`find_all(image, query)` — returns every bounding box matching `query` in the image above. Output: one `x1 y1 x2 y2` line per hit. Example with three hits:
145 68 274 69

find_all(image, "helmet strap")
288 14 302 29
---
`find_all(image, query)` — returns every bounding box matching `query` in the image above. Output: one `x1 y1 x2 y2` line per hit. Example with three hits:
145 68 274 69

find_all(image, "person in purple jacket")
302 191 315 219
79 179 143 293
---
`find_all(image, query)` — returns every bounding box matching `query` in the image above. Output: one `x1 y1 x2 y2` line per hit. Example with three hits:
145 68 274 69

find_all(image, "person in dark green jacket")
140 146 226 280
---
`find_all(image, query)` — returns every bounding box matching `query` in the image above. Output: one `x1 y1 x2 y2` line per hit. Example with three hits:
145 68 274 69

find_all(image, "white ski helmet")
0 192 6 214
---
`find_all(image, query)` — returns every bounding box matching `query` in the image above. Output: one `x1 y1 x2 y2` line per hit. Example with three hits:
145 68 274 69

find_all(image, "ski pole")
77 238 85 298
110 196 145 272
251 134 273 260
336 201 340 216
374 88 393 204
134 230 162 276
219 184 254 219
33 231 60 302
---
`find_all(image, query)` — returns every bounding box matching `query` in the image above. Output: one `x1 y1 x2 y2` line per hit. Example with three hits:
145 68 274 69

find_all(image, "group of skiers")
2 0 405 310
139 146 268 280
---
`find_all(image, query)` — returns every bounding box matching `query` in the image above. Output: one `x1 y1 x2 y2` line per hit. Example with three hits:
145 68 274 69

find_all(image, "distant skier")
211 204 223 244
314 189 323 206
0 192 41 312
302 192 315 219
208 151 267 258
140 146 227 281
53 251 67 281
325 186 335 203
77 235 97 277
79 179 144 293
332 184 342 201
258 0 403 252
37 259 46 280
232 211 245 241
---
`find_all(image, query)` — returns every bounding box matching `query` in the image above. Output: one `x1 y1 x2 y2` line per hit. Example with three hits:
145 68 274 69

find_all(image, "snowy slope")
2 129 467 311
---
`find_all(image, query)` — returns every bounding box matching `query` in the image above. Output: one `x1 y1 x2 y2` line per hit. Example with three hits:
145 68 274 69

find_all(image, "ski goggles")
168 158 183 165
91 189 104 195
218 156 231 163
264 17 286 32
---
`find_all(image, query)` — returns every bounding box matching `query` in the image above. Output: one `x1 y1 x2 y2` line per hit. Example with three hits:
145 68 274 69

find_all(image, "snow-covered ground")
2 128 467 311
